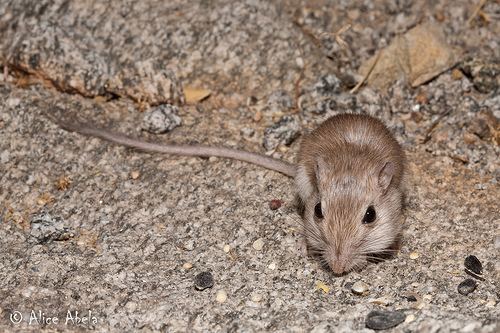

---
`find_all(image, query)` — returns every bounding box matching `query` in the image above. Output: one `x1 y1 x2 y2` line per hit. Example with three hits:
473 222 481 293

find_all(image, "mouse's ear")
378 161 395 192
315 156 329 185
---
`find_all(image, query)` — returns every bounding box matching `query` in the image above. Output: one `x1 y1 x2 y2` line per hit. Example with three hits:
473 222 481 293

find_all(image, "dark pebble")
404 295 417 302
269 199 283 210
464 255 482 275
194 271 214 291
457 278 477 296
343 282 354 290
365 310 406 330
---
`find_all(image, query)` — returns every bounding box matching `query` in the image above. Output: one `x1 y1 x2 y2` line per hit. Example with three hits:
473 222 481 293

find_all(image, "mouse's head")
301 156 404 275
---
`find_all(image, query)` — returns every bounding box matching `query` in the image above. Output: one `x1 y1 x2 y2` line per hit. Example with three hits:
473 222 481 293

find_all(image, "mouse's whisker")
364 255 388 262
358 248 399 255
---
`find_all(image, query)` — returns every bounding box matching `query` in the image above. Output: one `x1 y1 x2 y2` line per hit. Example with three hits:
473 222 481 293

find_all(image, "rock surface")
0 0 498 332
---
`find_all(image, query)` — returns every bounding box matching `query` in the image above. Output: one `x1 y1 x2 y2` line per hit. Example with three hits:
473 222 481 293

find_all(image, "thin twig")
350 50 381 94
467 0 488 25
421 110 451 144
318 24 352 50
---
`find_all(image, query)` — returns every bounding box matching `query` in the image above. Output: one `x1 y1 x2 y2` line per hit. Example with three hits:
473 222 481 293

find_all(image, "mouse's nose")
329 248 351 274
330 260 346 275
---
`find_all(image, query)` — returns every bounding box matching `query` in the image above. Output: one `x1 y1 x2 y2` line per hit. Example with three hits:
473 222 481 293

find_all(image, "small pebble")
485 299 496 308
6 97 21 108
182 262 193 270
268 262 277 270
184 240 195 251
365 310 406 330
457 279 477 296
253 238 265 251
351 281 370 295
142 104 182 134
216 290 227 303
451 68 463 80
343 282 354 290
416 301 427 310
253 110 262 122
223 244 230 253
404 295 418 302
464 255 482 275
0 150 10 164
269 199 283 210
409 252 419 260
250 292 263 302
130 170 140 179
194 271 214 291
404 314 416 324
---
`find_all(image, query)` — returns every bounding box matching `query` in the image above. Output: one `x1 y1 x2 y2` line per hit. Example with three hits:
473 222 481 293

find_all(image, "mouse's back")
296 113 405 201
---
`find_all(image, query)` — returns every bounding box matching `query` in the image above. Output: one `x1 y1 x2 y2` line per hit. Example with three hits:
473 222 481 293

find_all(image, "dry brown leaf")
184 87 211 104
56 175 72 190
358 23 457 90
37 193 55 206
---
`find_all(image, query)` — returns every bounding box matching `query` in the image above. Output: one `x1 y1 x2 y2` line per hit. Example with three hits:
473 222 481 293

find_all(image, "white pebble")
250 292 263 303
0 150 10 164
405 314 416 323
296 57 304 68
184 240 194 251
409 252 420 259
223 244 230 253
182 262 193 270
351 281 370 295
268 262 277 270
6 97 21 108
485 299 496 308
252 238 264 251
216 290 227 303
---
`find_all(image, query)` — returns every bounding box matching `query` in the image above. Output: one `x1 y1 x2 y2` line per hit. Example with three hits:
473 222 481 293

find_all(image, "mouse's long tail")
53 117 296 178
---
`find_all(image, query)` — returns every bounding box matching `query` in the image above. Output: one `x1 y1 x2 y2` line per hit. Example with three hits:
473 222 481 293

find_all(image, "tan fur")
296 114 406 274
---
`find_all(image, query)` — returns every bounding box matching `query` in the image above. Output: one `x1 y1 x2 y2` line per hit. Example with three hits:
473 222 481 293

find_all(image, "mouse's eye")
362 206 376 224
314 202 324 219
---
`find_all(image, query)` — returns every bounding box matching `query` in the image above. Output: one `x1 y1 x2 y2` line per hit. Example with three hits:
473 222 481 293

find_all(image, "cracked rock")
263 115 300 151
30 212 74 244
